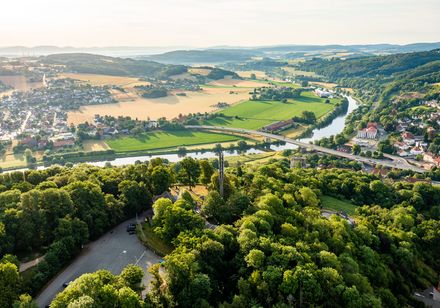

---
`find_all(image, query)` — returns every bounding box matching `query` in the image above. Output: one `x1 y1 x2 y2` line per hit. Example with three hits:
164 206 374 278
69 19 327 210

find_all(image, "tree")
296 187 320 207
301 111 316 124
352 144 361 155
178 157 201 189
118 180 152 216
250 73 257 80
0 262 20 308
24 149 36 166
199 160 214 186
12 294 38 308
201 191 226 224
245 249 265 269
151 166 172 195
119 265 144 290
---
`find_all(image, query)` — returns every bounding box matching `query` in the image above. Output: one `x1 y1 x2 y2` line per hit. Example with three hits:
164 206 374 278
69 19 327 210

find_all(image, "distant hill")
1 43 439 59
144 43 440 65
146 49 257 65
40 53 187 78
38 53 239 80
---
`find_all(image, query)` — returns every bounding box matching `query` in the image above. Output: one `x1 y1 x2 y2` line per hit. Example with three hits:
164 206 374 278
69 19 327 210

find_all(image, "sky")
1 0 439 47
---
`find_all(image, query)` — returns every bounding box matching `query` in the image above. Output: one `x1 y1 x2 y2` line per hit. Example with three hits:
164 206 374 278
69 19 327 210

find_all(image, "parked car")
62 281 72 288
126 223 136 232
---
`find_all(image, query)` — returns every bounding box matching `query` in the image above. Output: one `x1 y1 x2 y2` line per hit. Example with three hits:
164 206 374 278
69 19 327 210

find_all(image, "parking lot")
36 213 160 307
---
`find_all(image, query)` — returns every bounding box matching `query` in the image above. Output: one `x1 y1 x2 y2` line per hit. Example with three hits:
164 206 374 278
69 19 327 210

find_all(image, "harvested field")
60 73 150 87
82 140 111 152
67 86 250 125
236 70 268 79
188 68 211 76
208 78 268 88
0 75 43 91
311 81 338 89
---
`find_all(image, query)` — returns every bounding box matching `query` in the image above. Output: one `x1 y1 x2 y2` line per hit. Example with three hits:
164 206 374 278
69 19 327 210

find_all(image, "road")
36 213 160 308
185 125 426 173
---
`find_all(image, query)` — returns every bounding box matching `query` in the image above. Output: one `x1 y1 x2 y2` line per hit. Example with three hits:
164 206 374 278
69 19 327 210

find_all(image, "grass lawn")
106 130 242 152
204 91 339 130
321 195 356 215
226 152 280 166
137 223 173 257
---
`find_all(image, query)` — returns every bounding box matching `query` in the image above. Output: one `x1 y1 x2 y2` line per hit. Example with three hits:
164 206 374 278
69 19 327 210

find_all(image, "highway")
185 125 427 173
36 213 160 308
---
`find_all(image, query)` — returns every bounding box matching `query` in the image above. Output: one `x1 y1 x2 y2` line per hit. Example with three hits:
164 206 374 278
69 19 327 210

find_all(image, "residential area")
350 99 440 169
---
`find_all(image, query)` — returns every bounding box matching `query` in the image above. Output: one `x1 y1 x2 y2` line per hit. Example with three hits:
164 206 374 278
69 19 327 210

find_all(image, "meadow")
320 195 356 215
106 130 241 152
204 91 339 130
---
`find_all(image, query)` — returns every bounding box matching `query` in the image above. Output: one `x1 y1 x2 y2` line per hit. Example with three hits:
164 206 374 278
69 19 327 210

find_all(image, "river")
9 96 358 171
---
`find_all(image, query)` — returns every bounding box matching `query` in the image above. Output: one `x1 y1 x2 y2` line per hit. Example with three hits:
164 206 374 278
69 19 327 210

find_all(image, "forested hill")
299 49 440 103
40 53 188 79
146 49 256 65
298 49 440 79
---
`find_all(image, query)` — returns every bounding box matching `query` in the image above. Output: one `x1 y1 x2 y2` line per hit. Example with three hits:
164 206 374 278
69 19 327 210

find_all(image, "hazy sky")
1 0 439 47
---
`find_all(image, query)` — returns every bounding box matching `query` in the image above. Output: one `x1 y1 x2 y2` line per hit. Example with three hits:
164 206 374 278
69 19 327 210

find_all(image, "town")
0 78 114 156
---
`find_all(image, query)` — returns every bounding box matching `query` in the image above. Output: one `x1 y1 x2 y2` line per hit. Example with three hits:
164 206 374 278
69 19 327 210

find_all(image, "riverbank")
1 95 359 173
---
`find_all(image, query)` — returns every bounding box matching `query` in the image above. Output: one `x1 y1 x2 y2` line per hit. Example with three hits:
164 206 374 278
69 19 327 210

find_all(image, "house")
314 89 332 98
394 141 410 151
53 139 75 148
357 126 378 139
357 122 378 139
401 131 415 145
290 156 307 169
410 145 424 156
262 119 295 133
396 124 407 132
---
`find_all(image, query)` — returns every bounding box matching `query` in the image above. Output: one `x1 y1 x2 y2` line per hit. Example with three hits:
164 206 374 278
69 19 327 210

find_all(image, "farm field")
106 130 242 152
82 140 111 152
67 85 250 125
204 91 339 130
236 70 269 79
207 78 268 88
0 75 44 91
60 73 150 87
320 195 356 215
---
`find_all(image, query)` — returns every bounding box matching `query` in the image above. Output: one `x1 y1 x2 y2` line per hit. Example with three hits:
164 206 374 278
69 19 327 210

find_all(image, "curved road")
185 125 426 173
36 213 160 307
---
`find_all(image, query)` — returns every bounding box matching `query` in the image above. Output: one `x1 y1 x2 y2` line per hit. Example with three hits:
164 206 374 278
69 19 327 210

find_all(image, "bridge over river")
185 125 426 173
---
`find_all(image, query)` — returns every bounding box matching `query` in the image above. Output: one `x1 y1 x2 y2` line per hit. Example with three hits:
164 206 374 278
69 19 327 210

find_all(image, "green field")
106 130 241 152
321 195 356 215
205 91 339 130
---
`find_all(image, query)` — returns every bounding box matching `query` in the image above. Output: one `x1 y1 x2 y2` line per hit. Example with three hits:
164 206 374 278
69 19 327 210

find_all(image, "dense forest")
1 157 437 307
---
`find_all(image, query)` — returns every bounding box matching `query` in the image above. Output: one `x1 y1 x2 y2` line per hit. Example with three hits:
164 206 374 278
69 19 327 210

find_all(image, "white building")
357 126 378 139
314 89 332 98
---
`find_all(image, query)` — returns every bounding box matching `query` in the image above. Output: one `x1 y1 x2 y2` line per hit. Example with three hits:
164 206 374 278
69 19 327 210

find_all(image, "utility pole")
218 150 224 198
